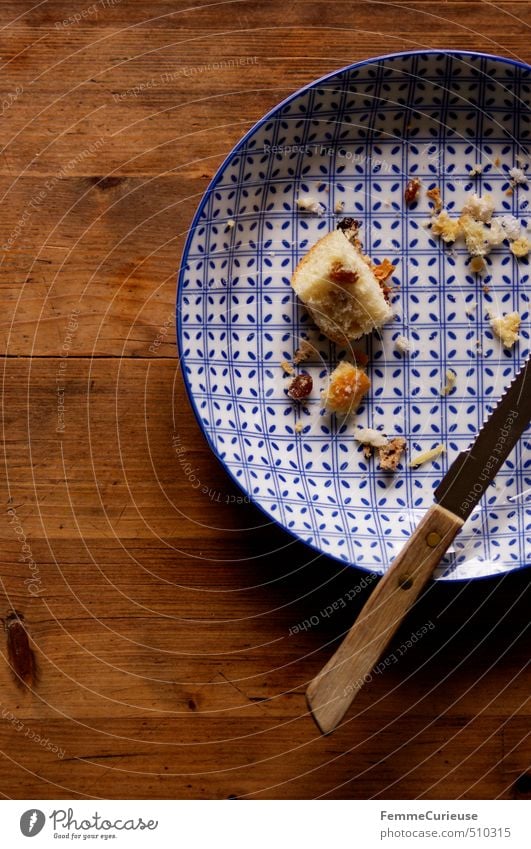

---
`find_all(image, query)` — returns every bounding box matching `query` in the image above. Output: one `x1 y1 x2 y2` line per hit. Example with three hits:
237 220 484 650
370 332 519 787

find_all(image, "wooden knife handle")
306 503 464 734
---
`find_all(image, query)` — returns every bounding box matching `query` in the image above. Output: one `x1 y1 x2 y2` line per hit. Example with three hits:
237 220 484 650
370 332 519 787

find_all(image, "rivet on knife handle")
306 504 463 734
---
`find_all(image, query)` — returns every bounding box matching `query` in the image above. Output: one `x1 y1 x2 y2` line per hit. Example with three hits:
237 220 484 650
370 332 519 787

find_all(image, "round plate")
178 50 530 580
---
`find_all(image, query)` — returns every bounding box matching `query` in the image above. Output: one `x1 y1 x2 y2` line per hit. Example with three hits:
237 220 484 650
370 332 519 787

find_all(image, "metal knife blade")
434 356 531 520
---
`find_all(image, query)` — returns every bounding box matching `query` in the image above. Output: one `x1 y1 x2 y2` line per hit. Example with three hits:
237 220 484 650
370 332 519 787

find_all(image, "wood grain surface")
0 0 530 800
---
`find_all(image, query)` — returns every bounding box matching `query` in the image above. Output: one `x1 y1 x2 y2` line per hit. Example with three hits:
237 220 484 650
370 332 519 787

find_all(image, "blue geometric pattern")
178 51 531 580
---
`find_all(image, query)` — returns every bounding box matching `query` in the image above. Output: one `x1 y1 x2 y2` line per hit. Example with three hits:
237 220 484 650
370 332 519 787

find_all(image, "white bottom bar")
3 799 528 848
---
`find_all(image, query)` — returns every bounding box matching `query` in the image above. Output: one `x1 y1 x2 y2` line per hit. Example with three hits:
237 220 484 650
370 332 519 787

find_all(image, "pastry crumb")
426 186 443 212
378 437 407 472
431 210 461 243
489 311 521 349
296 195 325 215
469 163 483 177
409 444 445 468
461 193 495 223
509 167 528 186
460 214 490 256
372 257 396 283
293 339 313 364
281 360 295 376
334 199 345 214
470 256 486 274
354 427 388 449
486 218 506 247
499 215 521 240
395 335 412 354
440 368 457 396
510 236 530 258
225 218 236 230
321 361 370 416
430 189 528 262
294 421 304 433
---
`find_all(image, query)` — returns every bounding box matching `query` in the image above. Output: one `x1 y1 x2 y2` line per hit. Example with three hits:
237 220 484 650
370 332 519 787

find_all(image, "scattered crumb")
409 444 445 468
489 311 521 349
510 236 530 257
494 156 501 167
470 256 486 274
505 187 514 197
465 300 478 316
378 437 407 472
461 193 495 223
356 427 389 459
482 284 491 294
355 427 388 449
296 195 325 215
499 215 521 240
486 218 506 247
509 167 528 186
293 339 313 364
321 361 371 416
431 210 461 242
430 189 529 262
372 258 396 283
294 421 304 433
440 368 457 396
460 214 490 256
426 186 443 212
281 360 295 376
334 199 345 214
225 218 236 230
395 335 412 354
469 163 483 177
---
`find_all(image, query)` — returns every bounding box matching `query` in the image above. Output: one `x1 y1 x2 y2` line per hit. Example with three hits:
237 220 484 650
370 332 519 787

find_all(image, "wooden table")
1 0 529 800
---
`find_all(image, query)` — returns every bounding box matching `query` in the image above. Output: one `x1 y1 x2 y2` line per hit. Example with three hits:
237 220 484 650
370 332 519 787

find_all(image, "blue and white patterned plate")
178 51 530 580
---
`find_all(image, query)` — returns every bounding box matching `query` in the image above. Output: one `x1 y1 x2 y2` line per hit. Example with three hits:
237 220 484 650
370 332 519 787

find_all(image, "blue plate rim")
176 49 531 582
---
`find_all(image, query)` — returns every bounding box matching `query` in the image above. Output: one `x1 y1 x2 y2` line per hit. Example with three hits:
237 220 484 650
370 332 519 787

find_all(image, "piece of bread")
489 311 521 348
321 361 370 416
378 437 407 471
291 226 394 345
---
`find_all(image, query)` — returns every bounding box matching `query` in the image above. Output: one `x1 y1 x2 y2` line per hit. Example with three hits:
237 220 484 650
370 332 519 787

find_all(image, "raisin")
329 260 358 285
287 373 313 400
404 178 421 205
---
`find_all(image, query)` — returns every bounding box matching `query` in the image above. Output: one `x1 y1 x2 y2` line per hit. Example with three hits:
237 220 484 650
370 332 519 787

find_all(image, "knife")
307 356 531 734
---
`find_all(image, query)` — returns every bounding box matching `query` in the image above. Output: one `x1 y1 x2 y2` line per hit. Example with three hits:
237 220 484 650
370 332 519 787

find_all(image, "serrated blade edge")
434 356 531 520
